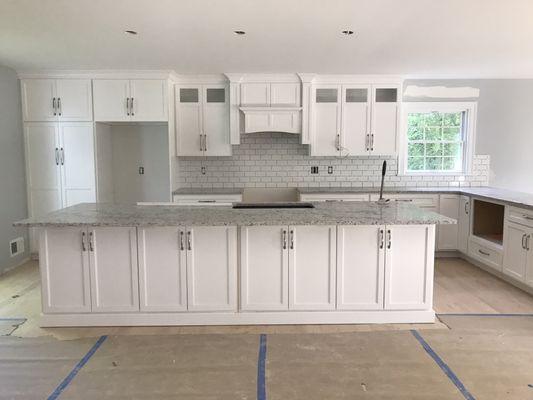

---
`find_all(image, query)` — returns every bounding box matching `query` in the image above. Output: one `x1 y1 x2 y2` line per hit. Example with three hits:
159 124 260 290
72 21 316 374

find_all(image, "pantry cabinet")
93 79 168 122
176 84 231 156
384 225 434 310
312 83 399 156
337 225 384 310
21 79 93 122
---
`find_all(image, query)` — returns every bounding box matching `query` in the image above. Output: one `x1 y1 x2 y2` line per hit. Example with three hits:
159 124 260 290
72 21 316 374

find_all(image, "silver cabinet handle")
290 229 294 250
527 235 531 251
179 231 184 251
126 98 130 116
379 229 384 249
203 134 207 152
335 134 340 151
187 231 192 251
81 231 86 252
55 148 59 165
200 134 204 151
130 97 134 116
522 234 527 250
52 98 57 116
365 134 369 151
57 97 62 116
465 201 469 215
282 229 287 250
387 229 391 249
370 134 374 151
89 231 94 252
60 148 64 165
478 249 490 256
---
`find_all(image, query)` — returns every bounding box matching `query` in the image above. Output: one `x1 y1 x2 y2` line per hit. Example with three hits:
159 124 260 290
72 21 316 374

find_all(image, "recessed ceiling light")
234 30 246 35
125 30 138 35
341 30 355 36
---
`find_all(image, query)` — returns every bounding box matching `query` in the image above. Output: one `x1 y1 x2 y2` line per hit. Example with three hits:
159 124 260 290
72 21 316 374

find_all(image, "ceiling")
1 0 533 77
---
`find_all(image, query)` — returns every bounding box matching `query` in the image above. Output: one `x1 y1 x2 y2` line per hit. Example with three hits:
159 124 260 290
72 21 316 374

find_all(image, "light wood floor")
1 257 533 339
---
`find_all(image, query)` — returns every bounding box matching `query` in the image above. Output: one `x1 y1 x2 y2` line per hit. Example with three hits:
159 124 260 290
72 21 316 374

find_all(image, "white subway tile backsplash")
176 133 490 189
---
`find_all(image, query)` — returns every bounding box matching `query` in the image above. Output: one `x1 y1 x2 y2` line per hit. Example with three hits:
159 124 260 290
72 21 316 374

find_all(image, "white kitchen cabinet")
271 83 301 106
241 82 300 106
299 193 370 202
289 225 336 310
341 85 371 156
186 226 237 311
240 226 289 311
384 225 434 310
93 79 168 122
370 86 399 155
39 227 92 313
337 225 384 310
458 195 471 253
502 221 529 281
437 195 459 250
137 227 187 312
89 227 139 312
240 83 270 106
21 79 93 122
312 85 341 156
176 85 231 156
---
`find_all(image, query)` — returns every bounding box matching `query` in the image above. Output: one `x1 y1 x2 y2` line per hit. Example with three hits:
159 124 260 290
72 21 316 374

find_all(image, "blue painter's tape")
257 334 267 400
411 330 475 400
47 335 107 400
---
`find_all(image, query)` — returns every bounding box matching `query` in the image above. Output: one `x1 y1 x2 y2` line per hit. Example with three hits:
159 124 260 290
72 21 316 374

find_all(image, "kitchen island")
15 202 453 327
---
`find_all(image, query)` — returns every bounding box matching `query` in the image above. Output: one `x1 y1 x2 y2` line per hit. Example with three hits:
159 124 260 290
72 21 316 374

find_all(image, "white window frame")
398 102 477 176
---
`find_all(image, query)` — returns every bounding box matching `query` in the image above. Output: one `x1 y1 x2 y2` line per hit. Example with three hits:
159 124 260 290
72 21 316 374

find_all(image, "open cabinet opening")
472 199 504 246
95 122 171 204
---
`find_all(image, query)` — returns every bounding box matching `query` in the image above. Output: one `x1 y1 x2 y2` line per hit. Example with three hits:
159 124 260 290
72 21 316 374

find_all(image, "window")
399 102 477 175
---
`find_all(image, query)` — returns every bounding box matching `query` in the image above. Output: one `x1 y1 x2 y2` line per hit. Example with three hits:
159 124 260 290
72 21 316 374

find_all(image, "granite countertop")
13 202 454 228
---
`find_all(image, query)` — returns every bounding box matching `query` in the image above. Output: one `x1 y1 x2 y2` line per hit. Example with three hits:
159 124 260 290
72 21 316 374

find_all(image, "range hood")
240 106 302 134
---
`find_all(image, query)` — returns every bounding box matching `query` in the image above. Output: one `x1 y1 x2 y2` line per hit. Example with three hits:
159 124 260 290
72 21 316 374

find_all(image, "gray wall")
405 79 533 194
0 65 29 273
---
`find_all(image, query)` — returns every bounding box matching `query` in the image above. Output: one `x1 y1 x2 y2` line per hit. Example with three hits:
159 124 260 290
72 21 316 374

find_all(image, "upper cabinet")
21 79 93 122
93 79 168 122
311 83 400 156
176 84 231 157
240 82 300 107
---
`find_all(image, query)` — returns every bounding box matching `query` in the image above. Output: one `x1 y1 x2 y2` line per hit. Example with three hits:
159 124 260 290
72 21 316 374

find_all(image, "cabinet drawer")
370 194 438 208
299 193 370 202
469 239 503 270
173 194 242 205
507 206 533 228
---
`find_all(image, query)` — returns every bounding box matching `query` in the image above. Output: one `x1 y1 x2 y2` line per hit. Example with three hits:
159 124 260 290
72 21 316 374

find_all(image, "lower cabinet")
89 227 139 312
457 195 471 254
336 225 384 310
40 227 139 313
437 195 459 250
240 225 336 311
384 225 434 310
502 221 531 282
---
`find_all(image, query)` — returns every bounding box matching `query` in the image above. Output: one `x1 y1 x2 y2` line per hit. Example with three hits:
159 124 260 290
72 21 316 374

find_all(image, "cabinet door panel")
384 225 434 310
371 86 399 155
458 196 470 253
503 222 528 281
526 235 533 288
337 226 384 310
271 83 300 106
56 79 93 121
130 79 168 121
89 227 139 312
59 122 96 207
176 86 203 156
21 79 56 122
93 79 129 121
203 85 231 156
289 225 336 310
240 226 288 311
138 227 187 311
187 226 237 311
342 85 370 156
240 83 270 106
40 228 91 313
313 86 341 156
438 195 459 250
25 123 62 214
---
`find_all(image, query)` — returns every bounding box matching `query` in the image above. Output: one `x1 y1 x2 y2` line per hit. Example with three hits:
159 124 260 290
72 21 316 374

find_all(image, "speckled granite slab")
13 202 454 228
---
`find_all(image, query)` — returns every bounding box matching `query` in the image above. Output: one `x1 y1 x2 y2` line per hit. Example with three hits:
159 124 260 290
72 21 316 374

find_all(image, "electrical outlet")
328 166 334 174
201 166 206 175
311 166 319 174
138 166 145 175
9 237 24 257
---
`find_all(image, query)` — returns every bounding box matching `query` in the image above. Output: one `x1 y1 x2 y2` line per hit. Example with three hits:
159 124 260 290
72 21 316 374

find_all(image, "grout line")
257 334 267 400
411 330 475 400
47 335 107 400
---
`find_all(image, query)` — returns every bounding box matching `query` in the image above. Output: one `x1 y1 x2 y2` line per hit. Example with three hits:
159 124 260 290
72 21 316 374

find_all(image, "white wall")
0 65 29 273
404 79 533 194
